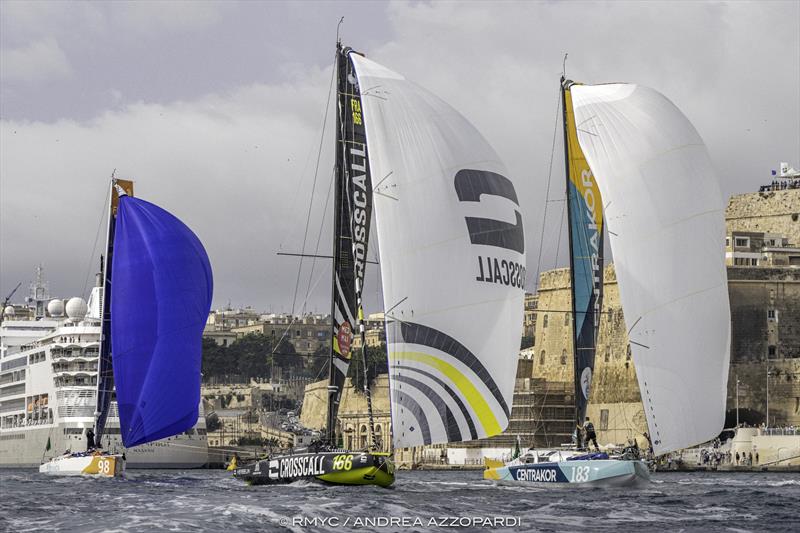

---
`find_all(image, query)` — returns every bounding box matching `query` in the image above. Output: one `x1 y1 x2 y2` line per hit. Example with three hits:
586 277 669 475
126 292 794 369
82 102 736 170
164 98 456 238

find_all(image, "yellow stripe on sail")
564 87 603 231
333 335 341 354
390 351 502 436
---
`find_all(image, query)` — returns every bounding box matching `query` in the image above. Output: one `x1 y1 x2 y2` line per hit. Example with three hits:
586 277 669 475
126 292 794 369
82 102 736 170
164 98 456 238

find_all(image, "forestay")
571 84 730 455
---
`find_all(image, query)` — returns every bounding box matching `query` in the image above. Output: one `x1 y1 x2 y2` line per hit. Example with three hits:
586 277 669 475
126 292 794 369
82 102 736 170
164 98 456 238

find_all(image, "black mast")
94 178 129 447
326 43 345 445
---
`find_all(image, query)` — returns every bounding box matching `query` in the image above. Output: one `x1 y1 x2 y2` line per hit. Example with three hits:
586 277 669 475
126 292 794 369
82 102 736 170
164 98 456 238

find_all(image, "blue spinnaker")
111 195 213 447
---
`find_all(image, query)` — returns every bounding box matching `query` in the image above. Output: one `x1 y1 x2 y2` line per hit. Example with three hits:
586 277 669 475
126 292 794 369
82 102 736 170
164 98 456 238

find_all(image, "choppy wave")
0 469 798 532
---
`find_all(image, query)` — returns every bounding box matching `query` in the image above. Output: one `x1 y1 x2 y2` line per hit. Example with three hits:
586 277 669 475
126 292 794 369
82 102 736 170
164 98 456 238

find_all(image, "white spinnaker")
571 84 730 456
350 53 525 448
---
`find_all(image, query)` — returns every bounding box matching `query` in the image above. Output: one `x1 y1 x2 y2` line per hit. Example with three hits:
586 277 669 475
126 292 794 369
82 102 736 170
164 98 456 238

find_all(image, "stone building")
352 313 386 349
300 375 392 453
230 314 330 355
726 189 800 245
530 265 647 447
523 293 537 341
205 307 262 331
724 188 800 428
726 231 800 267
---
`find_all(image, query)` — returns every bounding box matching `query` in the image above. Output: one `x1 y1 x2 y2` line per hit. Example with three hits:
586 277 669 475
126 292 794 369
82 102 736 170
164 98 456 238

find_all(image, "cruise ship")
0 268 208 468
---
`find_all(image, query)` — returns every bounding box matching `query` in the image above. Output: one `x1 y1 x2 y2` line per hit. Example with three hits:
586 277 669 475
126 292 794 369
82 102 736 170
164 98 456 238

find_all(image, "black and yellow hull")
233 450 394 488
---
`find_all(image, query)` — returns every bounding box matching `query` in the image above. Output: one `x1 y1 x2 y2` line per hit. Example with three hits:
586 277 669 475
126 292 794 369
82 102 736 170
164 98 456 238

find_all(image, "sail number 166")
332 454 353 471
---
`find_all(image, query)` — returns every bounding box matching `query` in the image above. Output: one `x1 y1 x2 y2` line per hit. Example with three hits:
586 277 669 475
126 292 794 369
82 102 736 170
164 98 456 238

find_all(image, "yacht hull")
0 426 207 469
234 450 395 488
38 452 124 477
484 459 650 487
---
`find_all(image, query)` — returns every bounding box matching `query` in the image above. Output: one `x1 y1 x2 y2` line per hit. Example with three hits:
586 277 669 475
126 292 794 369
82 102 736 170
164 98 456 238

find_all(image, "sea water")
0 469 797 532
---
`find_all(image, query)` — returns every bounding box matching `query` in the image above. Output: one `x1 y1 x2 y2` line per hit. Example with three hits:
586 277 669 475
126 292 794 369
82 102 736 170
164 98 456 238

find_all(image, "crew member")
583 417 599 451
86 428 95 451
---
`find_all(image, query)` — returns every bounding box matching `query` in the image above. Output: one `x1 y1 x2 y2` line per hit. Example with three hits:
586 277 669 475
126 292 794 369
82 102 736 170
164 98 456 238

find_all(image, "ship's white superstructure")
0 277 207 469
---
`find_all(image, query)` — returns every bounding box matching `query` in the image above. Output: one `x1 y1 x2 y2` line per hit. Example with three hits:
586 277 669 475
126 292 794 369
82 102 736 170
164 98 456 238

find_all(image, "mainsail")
570 83 731 455
111 194 213 447
325 45 374 442
350 52 526 448
561 80 604 428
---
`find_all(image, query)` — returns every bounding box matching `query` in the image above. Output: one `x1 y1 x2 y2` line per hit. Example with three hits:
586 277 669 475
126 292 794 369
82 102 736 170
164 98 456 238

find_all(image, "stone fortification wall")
726 190 800 244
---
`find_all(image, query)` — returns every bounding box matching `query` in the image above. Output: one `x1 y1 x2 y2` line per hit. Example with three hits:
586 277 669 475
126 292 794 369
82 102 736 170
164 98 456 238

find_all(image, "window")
542 314 548 329
296 330 301 337
725 237 730 247
604 347 610 363
560 349 567 365
539 351 546 365
734 237 749 248
564 313 570 326
768 345 777 358
768 309 777 320
599 409 609 431
626 345 631 361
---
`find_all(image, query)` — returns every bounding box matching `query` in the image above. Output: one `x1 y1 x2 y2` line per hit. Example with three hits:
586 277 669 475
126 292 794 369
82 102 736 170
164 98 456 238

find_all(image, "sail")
350 52 526 448
94 179 133 447
562 80 604 428
570 83 730 455
326 46 374 439
111 195 213 447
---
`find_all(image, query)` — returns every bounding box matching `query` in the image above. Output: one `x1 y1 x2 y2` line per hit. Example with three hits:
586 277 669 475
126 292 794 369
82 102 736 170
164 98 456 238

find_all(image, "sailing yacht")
485 78 731 485
233 40 525 486
39 179 213 476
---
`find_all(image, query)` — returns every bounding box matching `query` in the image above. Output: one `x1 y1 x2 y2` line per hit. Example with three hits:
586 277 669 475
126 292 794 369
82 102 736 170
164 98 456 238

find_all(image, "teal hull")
485 459 650 487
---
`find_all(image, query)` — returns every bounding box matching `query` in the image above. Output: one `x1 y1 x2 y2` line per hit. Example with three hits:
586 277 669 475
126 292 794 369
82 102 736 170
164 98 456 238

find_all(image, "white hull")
0 425 208 469
39 452 124 477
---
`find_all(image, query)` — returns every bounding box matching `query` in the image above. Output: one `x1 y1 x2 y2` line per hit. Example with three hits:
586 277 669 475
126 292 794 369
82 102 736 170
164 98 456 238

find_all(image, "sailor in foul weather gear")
86 428 95 451
583 417 599 451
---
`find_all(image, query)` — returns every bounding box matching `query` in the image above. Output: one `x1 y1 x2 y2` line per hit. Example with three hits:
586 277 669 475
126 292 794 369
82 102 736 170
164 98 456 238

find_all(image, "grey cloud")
0 38 72 83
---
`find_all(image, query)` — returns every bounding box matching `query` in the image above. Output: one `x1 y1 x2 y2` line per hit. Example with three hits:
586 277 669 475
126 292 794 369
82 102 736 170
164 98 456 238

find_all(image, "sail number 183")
570 466 590 483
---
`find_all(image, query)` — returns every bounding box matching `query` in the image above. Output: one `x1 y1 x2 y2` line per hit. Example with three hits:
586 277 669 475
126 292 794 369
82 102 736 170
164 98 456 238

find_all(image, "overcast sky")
1 0 798 314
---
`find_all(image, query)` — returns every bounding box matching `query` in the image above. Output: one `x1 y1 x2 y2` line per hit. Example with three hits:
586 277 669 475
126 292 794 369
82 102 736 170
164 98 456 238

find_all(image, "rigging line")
533 86 563 292
372 170 393 191
270 267 329 359
81 180 112 298
289 48 338 319
383 296 408 317
301 166 336 315
553 182 568 271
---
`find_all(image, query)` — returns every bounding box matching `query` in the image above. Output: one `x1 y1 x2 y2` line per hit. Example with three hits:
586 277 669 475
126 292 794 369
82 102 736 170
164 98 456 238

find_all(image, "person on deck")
583 417 599 451
86 428 95 451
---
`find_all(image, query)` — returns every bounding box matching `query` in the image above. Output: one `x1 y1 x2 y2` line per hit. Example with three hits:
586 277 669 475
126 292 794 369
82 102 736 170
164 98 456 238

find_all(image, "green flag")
45 437 51 452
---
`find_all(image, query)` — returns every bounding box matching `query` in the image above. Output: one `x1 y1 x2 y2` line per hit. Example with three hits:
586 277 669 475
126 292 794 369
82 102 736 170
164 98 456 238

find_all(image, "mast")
560 78 580 437
94 177 133 447
326 42 344 445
